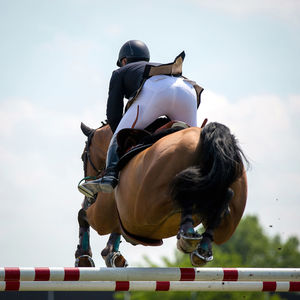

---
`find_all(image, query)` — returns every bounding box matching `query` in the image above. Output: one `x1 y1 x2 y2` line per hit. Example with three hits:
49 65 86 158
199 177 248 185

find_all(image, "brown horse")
75 120 248 267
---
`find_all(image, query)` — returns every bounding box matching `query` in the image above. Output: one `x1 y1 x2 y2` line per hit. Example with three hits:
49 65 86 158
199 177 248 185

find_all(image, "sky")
0 0 299 268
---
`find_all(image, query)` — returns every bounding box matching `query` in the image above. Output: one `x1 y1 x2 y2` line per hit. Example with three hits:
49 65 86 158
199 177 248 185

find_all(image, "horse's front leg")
177 207 202 253
75 198 95 267
101 233 128 268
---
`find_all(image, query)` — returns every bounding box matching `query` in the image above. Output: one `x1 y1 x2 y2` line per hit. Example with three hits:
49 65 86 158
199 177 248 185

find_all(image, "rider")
80 40 203 196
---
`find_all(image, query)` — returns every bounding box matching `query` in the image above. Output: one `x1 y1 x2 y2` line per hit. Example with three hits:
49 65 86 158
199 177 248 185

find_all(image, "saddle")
116 119 189 171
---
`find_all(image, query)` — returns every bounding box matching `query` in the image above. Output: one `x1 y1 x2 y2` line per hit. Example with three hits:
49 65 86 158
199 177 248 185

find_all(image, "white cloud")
198 91 300 241
288 94 300 115
0 99 35 135
191 0 300 24
198 91 298 161
0 99 90 267
0 98 106 138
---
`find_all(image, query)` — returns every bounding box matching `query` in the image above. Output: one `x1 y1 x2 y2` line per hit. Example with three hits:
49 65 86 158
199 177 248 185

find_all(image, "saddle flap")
116 120 190 171
117 128 151 157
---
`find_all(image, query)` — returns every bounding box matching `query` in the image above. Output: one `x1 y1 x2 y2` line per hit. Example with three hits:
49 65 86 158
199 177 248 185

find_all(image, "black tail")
170 122 247 227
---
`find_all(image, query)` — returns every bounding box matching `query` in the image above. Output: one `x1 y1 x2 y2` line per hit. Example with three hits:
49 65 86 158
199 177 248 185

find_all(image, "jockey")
80 40 203 196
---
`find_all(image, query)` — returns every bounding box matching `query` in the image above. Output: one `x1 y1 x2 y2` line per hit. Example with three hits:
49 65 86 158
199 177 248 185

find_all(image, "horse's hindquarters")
213 171 248 245
115 128 202 240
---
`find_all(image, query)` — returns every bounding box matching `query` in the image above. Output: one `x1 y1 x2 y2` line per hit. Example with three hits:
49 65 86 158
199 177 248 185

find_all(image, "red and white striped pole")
1 267 299 282
1 280 300 292
1 267 299 292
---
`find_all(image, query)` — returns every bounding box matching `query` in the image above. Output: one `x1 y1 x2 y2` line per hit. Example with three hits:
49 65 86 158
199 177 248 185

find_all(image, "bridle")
79 121 108 186
78 122 109 206
82 129 103 177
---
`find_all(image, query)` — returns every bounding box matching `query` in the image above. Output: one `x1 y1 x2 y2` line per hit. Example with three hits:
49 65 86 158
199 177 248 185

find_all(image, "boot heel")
99 176 119 193
99 183 114 194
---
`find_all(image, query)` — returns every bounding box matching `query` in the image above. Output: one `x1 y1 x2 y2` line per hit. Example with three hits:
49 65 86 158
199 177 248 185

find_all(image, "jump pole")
1 280 300 292
1 267 300 282
1 267 299 292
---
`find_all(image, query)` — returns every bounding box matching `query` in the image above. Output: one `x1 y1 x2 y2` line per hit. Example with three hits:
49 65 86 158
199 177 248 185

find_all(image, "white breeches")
114 75 197 137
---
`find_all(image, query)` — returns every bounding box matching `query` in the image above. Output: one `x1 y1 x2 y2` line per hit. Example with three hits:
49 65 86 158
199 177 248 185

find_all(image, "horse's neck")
91 125 113 167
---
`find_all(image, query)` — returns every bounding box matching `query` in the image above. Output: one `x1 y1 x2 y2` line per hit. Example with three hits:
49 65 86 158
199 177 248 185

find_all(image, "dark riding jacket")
106 61 155 133
106 52 203 133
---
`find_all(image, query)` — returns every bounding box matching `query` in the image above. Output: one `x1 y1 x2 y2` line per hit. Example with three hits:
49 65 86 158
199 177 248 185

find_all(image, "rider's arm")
106 70 124 133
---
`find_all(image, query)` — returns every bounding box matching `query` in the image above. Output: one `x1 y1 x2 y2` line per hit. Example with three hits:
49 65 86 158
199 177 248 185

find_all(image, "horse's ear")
81 122 94 137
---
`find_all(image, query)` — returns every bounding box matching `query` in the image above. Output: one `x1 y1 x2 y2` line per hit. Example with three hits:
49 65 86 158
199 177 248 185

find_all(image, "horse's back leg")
177 206 202 253
190 188 234 266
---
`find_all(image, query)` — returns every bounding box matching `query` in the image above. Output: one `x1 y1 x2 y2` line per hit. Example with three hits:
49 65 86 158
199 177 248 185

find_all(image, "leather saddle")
116 119 189 171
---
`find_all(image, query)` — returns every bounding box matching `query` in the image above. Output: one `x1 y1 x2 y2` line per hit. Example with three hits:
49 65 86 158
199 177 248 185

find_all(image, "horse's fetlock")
202 231 214 242
101 244 113 257
75 244 92 258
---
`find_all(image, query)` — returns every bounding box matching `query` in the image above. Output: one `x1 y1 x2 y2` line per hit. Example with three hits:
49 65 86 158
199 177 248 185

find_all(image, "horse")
75 119 248 267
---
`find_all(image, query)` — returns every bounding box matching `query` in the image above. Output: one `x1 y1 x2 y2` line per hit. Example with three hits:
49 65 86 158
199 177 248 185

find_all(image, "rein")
85 129 102 175
78 130 100 191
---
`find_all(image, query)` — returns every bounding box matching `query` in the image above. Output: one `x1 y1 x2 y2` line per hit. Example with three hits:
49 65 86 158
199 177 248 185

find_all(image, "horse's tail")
170 122 247 228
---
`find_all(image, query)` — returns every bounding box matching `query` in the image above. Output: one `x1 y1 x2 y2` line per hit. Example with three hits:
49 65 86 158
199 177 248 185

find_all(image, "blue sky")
0 0 299 267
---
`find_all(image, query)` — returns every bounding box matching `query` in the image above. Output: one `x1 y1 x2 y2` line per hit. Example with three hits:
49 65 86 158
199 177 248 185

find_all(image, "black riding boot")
80 135 120 196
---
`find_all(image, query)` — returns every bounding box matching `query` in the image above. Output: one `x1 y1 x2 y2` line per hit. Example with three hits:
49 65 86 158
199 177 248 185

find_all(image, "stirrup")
99 175 119 193
79 175 118 196
78 184 97 198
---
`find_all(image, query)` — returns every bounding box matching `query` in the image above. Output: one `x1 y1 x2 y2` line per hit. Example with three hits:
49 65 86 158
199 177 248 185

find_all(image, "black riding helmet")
117 40 150 67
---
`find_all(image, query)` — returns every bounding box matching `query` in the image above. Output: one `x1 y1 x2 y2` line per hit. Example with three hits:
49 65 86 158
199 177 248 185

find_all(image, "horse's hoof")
177 230 202 253
103 251 128 268
75 255 95 267
190 245 213 267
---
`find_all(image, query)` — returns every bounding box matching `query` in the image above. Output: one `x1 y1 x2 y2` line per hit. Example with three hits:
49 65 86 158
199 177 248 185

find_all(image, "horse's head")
80 121 113 178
